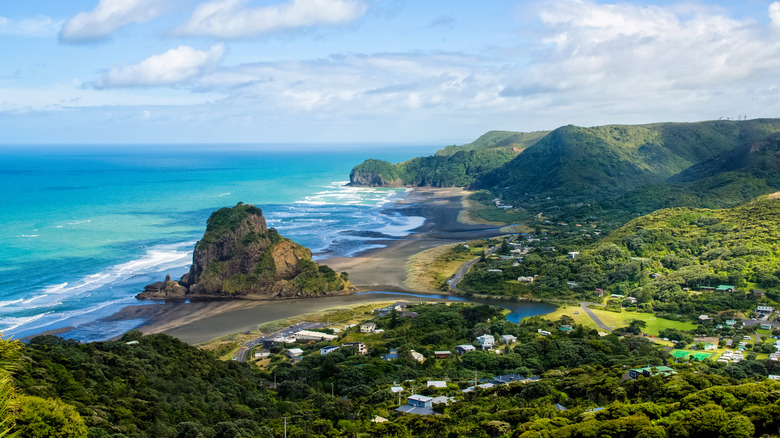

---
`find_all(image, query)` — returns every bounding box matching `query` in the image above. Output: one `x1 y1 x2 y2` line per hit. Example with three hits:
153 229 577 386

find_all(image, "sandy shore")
77 187 507 344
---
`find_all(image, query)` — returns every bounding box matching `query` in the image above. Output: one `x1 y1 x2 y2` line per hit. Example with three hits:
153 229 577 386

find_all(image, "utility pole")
283 417 288 438
331 382 334 397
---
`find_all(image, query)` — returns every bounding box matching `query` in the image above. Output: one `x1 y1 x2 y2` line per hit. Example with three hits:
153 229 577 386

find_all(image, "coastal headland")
100 187 507 344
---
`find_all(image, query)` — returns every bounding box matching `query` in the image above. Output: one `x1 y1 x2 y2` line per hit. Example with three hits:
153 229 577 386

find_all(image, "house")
596 288 604 298
320 346 340 355
286 348 304 358
360 322 376 333
700 286 715 292
455 345 476 355
567 252 580 259
434 351 452 359
698 315 711 322
703 343 717 351
517 276 534 283
294 330 338 342
554 403 568 411
501 334 517 344
396 395 434 415
462 383 495 393
558 325 574 332
537 329 552 336
342 342 367 355
624 297 638 305
610 294 625 299
761 324 772 330
628 366 676 379
725 319 737 327
757 306 774 313
650 273 662 279
383 348 398 361
492 374 527 384
487 269 503 273
754 290 766 298
769 375 780 381
410 350 425 363
373 329 385 334
254 351 271 359
427 381 447 389
715 285 735 292
476 334 495 350
390 386 404 393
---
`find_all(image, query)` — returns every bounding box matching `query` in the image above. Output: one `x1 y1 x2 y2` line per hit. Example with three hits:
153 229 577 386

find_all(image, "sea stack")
137 203 352 299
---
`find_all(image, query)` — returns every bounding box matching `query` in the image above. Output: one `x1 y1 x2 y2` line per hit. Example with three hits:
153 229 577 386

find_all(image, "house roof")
427 381 447 388
408 394 433 402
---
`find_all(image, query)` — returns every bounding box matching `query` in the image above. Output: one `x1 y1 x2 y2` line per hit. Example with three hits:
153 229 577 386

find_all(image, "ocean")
0 144 438 341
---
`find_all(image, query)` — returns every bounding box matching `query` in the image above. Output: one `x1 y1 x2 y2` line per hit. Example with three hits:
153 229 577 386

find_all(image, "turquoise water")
0 144 437 340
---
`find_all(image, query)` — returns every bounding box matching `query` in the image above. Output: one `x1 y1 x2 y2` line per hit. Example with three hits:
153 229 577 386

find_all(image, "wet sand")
85 188 507 344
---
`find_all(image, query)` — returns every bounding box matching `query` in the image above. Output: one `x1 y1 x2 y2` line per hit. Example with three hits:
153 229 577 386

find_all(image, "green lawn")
586 307 697 336
545 305 600 330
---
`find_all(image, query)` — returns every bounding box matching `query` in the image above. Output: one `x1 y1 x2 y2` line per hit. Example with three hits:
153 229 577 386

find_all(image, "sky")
2 0 780 145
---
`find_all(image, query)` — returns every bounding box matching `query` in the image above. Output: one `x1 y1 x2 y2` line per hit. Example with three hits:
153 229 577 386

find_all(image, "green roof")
715 285 735 291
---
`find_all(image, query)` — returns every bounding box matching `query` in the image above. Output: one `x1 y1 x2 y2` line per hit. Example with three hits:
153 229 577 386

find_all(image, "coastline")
35 187 507 344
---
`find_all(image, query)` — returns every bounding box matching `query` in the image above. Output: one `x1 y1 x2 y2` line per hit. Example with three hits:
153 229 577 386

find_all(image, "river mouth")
355 291 557 323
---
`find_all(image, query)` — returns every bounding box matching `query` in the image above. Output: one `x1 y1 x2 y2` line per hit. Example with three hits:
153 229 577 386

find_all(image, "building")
427 381 447 389
476 334 495 350
383 348 398 361
596 288 604 298
558 325 574 332
628 366 675 379
342 342 367 355
501 334 517 344
410 350 425 363
254 351 270 359
492 374 529 384
725 319 737 327
286 348 304 358
456 345 476 355
396 395 434 415
703 343 717 351
294 330 338 342
320 346 340 355
434 351 452 359
567 251 580 259
624 297 638 305
390 386 404 393
517 276 534 283
754 290 766 298
360 322 376 333
650 273 662 279
537 329 552 336
698 315 711 322
462 383 495 393
757 306 774 313
716 285 735 292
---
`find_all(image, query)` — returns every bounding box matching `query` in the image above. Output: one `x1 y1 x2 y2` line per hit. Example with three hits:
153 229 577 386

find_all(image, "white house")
757 306 774 313
294 330 338 342
476 334 495 350
427 381 447 388
360 322 376 333
286 348 304 358
320 346 340 355
501 334 517 344
410 350 425 363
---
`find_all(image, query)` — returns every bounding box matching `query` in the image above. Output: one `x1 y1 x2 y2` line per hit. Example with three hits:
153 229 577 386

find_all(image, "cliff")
137 203 352 299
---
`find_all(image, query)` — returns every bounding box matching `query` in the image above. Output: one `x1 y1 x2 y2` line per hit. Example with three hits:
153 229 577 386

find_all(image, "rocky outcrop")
138 203 352 299
348 159 405 187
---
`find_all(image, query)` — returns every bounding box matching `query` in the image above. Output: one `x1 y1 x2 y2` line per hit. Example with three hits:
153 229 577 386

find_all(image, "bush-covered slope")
348 130 547 187
476 119 780 207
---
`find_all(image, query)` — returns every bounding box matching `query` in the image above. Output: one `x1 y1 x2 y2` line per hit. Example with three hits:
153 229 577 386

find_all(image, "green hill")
475 119 780 209
348 130 548 187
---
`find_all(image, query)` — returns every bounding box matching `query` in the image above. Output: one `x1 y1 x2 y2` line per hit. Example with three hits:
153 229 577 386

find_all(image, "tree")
12 396 87 438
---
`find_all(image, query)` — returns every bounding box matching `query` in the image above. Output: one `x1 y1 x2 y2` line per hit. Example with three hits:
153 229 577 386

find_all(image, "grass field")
544 305 601 330
405 241 489 292
586 307 697 335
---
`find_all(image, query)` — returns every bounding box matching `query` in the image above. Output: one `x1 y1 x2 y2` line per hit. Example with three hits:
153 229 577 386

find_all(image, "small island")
138 203 352 299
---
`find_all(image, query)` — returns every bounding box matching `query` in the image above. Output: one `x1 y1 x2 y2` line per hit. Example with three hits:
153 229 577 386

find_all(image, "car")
232 357 238 360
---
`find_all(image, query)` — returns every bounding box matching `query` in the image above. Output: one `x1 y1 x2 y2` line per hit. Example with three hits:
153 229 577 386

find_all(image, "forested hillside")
4 302 780 437
348 130 547 187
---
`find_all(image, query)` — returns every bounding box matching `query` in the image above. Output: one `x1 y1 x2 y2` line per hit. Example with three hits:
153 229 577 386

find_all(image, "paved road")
447 245 499 291
579 302 612 332
235 321 326 362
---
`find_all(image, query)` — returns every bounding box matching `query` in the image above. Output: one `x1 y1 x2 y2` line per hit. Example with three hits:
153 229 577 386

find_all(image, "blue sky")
2 0 780 145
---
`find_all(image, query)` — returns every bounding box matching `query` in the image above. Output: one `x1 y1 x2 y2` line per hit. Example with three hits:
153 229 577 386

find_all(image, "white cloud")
94 45 226 88
60 0 166 42
179 0 368 38
770 2 780 27
0 15 61 37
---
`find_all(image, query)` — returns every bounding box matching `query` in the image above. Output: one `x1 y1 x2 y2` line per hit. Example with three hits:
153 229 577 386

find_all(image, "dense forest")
3 302 780 437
